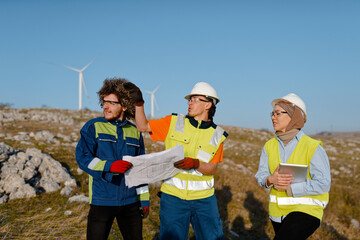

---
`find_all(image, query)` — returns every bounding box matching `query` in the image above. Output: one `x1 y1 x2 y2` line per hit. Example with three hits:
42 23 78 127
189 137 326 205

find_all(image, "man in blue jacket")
76 78 149 240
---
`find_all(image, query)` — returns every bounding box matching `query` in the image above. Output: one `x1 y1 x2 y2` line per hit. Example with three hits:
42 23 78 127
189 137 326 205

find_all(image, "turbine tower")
144 85 160 119
62 59 94 110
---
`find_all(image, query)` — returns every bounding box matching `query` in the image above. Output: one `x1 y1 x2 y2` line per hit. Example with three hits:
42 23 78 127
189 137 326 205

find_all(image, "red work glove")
140 206 149 218
174 158 200 170
110 160 133 173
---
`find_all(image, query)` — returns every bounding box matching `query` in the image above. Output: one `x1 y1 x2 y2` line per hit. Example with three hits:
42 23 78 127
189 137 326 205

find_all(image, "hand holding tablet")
279 163 308 183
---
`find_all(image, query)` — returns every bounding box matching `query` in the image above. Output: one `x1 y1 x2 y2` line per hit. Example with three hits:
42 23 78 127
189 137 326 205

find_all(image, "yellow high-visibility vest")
266 135 329 220
161 114 227 200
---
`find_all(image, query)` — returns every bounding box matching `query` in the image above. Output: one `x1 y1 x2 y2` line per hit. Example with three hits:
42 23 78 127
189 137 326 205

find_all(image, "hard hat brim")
271 97 307 117
184 94 220 104
271 98 288 108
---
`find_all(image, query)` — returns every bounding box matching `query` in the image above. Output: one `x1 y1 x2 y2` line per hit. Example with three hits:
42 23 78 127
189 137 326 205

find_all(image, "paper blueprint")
124 145 184 188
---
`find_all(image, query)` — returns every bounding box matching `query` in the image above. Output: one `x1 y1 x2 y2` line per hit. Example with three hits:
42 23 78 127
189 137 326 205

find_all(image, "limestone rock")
68 194 89 203
0 142 77 204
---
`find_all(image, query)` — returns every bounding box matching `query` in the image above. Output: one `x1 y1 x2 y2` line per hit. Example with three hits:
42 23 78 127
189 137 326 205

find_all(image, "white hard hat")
184 82 220 104
271 93 307 116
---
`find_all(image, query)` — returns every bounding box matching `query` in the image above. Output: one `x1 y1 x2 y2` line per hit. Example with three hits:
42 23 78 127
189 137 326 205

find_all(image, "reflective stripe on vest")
175 114 186 133
163 177 214 191
269 194 328 208
210 126 225 147
161 114 227 200
266 135 329 220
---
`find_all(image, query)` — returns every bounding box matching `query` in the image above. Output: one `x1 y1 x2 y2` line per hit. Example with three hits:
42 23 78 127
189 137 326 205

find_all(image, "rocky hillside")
0 107 359 239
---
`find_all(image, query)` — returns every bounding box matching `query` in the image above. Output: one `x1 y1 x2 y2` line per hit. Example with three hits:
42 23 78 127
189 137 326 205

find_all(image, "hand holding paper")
123 145 184 187
174 158 199 170
110 160 133 173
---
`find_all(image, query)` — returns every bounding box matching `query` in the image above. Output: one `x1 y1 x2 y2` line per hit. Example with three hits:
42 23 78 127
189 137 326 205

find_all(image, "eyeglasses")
188 96 210 103
270 111 288 117
100 99 121 107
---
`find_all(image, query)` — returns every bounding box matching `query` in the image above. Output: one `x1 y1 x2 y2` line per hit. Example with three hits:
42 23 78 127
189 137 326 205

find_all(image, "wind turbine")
62 59 94 110
144 85 160 119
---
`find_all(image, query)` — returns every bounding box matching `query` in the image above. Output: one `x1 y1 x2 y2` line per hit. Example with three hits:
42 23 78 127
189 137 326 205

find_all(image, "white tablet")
279 163 308 183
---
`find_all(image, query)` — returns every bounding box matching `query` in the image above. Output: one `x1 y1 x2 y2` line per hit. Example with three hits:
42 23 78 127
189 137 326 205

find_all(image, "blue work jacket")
75 117 145 206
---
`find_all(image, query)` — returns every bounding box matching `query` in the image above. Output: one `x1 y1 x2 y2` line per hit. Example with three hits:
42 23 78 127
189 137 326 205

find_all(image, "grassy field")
0 108 359 239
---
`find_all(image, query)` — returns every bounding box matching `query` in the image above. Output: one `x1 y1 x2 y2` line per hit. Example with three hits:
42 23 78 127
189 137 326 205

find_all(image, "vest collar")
187 115 214 129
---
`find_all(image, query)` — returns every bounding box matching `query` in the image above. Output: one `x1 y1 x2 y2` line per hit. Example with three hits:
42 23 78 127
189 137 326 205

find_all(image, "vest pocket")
98 133 117 143
97 134 117 160
169 133 191 144
197 144 218 162
125 137 140 155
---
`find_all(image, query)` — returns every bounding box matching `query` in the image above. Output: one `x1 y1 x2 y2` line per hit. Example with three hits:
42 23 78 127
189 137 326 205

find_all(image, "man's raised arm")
135 105 151 132
124 82 151 132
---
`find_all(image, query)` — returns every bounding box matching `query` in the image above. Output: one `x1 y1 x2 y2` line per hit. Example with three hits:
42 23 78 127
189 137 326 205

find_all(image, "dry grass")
0 192 88 239
0 108 359 239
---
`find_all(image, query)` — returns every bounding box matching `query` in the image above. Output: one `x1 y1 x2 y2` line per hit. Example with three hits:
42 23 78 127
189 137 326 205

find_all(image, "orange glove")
174 158 200 170
110 160 133 173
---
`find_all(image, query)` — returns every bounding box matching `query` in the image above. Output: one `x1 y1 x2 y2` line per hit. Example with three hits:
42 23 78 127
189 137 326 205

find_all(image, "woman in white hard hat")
255 93 331 240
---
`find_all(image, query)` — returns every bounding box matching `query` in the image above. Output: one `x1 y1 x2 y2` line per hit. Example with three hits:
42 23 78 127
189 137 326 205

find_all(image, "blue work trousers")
160 193 223 240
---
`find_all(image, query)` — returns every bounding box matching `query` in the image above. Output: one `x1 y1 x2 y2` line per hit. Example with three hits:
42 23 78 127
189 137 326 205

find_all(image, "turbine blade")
46 61 65 68
81 58 95 71
153 85 161 93
63 64 81 72
144 90 151 94
82 77 91 103
154 95 159 111
47 61 81 72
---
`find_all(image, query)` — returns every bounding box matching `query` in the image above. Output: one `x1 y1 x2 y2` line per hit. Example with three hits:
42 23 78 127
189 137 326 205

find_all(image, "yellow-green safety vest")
161 114 227 200
266 135 329 220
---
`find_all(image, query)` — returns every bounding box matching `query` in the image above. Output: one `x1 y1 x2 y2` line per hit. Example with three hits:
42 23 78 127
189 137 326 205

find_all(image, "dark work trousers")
87 202 142 240
271 211 320 240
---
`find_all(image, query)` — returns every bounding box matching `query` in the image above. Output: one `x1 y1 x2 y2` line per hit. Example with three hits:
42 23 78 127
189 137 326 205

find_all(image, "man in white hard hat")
127 81 228 240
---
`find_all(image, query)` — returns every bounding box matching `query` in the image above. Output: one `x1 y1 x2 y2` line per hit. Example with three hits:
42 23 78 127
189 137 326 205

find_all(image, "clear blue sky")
1 1 359 134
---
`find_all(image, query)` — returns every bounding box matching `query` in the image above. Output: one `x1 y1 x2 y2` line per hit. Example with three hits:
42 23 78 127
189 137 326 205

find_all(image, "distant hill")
315 131 360 141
